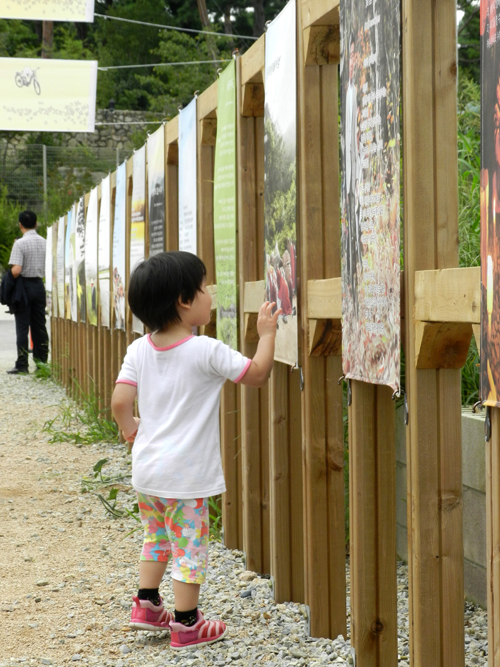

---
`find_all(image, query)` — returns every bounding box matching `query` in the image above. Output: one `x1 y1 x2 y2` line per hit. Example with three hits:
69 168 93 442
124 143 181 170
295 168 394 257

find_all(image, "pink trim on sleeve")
115 379 138 386
234 359 252 384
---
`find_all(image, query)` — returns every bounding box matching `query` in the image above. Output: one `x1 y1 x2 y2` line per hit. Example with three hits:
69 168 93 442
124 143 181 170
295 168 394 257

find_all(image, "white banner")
64 207 74 320
45 225 53 314
113 163 127 331
57 216 65 318
178 98 197 254
1 0 94 22
98 175 111 328
85 187 99 326
131 146 145 334
146 126 165 256
75 196 86 323
0 58 97 132
264 0 298 367
51 220 58 317
70 202 78 322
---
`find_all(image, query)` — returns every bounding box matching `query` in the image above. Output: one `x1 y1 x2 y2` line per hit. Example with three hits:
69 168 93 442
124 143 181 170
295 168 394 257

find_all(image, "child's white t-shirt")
116 334 251 499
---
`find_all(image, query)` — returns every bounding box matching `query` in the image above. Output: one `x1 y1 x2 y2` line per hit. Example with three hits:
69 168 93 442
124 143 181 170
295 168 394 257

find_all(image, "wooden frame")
49 0 495 664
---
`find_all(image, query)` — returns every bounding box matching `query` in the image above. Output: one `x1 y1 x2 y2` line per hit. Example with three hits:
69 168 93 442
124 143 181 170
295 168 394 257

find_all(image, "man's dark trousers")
14 277 49 371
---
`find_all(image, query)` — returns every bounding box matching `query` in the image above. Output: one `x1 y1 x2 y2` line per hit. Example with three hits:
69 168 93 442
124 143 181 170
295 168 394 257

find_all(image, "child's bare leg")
139 561 168 589
172 579 200 612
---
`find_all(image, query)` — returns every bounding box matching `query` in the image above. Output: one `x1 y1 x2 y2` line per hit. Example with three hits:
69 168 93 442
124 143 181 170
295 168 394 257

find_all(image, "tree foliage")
0 0 287 112
457 0 480 84
264 116 296 257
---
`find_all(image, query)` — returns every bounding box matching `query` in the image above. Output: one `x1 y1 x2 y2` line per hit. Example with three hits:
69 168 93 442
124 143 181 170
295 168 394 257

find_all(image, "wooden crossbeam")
197 80 218 119
201 118 217 146
415 321 473 370
241 82 265 117
301 0 339 28
415 266 480 323
303 25 340 66
307 277 342 319
166 115 179 145
306 268 478 325
241 35 265 85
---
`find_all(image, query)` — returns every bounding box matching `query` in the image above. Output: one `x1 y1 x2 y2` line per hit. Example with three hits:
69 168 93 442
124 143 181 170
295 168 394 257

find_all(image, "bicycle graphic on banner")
15 67 41 95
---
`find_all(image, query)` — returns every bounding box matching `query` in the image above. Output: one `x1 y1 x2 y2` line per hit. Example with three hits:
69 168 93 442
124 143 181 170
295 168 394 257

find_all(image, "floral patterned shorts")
137 493 209 584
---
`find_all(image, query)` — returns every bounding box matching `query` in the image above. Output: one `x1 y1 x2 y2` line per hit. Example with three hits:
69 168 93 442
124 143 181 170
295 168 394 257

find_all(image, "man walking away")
7 210 49 374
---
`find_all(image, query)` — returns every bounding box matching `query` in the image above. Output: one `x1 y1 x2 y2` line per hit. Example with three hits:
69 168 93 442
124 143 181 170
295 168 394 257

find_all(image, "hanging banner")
264 0 298 367
131 146 146 334
0 58 97 133
480 0 500 405
45 225 53 315
113 163 127 331
70 202 78 322
64 207 73 319
340 0 401 391
75 196 86 323
147 126 165 256
57 216 65 318
1 0 94 22
85 187 99 326
178 98 197 254
51 220 58 317
98 175 111 328
214 61 238 349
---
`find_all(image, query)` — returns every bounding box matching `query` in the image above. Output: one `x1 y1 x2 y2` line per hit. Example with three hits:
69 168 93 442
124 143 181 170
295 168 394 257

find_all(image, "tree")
0 1 290 112
457 0 480 84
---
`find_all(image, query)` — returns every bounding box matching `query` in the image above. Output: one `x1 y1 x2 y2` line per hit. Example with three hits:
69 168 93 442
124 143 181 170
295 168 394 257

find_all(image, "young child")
111 251 280 650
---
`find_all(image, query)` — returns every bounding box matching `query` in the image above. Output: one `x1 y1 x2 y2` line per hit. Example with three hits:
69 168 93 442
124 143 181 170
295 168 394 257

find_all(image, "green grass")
43 379 118 445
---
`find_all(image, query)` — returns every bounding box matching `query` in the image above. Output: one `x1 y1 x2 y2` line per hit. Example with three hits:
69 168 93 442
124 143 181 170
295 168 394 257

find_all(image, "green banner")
214 61 238 349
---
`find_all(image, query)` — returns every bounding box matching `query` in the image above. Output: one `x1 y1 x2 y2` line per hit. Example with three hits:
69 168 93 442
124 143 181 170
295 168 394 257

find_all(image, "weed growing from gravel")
81 457 131 492
208 495 223 541
43 381 118 445
84 458 224 541
33 360 56 380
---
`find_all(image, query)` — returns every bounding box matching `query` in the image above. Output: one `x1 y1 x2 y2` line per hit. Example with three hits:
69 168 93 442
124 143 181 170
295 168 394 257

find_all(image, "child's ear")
177 295 192 310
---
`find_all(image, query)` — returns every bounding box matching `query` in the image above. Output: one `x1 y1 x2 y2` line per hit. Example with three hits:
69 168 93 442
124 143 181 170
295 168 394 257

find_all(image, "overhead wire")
95 13 258 41
98 60 229 71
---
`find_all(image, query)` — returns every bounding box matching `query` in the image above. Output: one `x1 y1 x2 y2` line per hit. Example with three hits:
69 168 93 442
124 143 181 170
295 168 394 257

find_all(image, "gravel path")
0 326 489 666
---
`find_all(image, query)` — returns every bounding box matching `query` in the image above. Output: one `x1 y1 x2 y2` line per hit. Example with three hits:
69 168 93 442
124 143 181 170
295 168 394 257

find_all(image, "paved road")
0 308 16 367
0 307 51 371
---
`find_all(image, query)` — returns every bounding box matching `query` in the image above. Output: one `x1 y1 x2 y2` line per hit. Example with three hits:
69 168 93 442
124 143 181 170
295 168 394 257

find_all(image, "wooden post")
402 0 464 665
487 409 500 666
196 84 243 550
237 52 271 574
109 172 120 407
42 21 53 59
297 0 346 638
269 364 304 601
349 382 397 666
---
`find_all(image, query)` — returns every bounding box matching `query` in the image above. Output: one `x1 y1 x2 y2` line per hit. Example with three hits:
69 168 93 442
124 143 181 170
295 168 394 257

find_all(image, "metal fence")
0 143 131 214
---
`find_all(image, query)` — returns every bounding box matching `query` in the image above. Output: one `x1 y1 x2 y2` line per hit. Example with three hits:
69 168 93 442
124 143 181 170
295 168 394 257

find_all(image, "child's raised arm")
240 301 281 388
111 383 140 442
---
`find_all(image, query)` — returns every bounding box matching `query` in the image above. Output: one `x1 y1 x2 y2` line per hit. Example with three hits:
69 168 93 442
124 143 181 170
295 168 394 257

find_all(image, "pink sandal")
169 610 227 649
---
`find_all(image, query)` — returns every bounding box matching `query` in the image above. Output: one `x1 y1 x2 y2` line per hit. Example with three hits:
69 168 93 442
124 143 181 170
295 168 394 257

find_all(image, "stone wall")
4 109 163 151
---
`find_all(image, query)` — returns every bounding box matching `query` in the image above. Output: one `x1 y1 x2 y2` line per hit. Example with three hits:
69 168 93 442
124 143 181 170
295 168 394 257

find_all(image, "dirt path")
0 371 334 667
0 373 146 665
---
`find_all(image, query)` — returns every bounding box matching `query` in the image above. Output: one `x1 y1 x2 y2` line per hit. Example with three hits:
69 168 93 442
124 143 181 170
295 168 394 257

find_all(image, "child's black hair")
128 251 207 332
